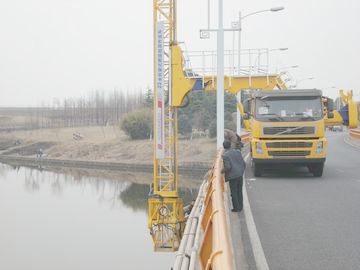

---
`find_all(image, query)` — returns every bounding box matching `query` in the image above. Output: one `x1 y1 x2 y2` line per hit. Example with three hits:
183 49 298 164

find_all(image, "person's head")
223 140 231 149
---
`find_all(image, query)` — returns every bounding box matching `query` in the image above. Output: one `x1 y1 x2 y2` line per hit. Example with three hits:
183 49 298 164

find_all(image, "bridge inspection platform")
173 131 360 270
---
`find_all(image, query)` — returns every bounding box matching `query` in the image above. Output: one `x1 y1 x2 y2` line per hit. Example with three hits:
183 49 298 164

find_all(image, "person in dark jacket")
222 140 246 212
224 129 243 149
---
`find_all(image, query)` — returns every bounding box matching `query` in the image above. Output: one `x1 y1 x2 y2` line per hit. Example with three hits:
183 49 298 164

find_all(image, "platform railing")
181 47 271 79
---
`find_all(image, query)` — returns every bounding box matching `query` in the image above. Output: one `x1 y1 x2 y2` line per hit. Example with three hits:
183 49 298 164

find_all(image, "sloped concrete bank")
0 155 211 175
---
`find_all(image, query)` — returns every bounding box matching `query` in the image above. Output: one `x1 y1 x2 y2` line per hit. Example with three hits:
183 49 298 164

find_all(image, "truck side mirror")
243 99 251 114
327 98 334 112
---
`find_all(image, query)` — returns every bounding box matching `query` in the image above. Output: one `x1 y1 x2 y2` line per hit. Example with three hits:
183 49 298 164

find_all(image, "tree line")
23 89 146 129
9 87 241 138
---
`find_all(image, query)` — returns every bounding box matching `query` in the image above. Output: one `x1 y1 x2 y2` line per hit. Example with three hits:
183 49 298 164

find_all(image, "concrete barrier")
199 150 234 270
240 132 251 144
350 129 360 140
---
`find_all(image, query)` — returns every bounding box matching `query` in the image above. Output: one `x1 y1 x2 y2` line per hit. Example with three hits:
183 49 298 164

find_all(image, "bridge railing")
350 129 360 140
174 132 251 270
199 149 234 270
173 179 207 269
240 132 251 144
199 132 251 269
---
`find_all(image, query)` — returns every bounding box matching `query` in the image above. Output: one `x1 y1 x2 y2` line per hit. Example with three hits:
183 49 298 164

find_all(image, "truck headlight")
256 142 263 154
315 142 323 154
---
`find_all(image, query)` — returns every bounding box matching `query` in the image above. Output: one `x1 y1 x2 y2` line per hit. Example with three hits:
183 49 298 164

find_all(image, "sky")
0 0 359 106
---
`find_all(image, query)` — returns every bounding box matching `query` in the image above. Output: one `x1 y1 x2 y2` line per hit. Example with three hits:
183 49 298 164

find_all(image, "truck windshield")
255 96 322 122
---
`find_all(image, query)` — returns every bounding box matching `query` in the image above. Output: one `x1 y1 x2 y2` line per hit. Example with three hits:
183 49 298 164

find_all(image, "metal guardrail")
240 132 251 144
350 129 360 140
173 179 207 270
173 132 251 270
199 149 233 270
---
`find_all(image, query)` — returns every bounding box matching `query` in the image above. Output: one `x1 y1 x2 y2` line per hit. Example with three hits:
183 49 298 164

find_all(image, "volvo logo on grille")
263 126 315 135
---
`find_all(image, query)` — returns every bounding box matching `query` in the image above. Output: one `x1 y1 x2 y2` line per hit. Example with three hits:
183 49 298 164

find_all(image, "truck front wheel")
308 163 324 177
253 162 262 177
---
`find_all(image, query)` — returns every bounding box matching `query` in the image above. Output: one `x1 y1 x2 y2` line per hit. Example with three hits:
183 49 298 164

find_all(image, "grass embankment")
0 126 216 165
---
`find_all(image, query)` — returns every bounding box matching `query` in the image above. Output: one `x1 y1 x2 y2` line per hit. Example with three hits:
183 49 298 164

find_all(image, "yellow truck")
242 89 357 177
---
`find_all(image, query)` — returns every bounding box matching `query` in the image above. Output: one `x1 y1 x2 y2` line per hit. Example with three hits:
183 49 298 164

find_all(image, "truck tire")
253 163 262 177
309 163 324 177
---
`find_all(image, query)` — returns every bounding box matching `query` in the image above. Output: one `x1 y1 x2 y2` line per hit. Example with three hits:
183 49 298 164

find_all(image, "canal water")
0 164 201 270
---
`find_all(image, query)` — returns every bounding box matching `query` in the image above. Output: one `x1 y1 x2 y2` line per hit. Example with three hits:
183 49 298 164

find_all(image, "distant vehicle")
332 126 343 132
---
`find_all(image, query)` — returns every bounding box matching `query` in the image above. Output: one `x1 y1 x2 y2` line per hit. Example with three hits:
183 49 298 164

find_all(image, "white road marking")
247 178 257 181
243 153 270 270
343 136 360 150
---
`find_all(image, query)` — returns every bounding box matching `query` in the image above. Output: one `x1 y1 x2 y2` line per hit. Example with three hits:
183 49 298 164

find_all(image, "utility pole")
217 0 224 148
236 11 242 135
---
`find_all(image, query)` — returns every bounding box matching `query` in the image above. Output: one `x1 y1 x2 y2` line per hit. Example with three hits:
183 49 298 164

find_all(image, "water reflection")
8 164 201 210
120 183 199 211
0 163 203 270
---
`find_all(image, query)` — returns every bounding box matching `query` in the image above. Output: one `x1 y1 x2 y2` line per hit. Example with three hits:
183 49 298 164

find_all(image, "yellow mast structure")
148 0 184 252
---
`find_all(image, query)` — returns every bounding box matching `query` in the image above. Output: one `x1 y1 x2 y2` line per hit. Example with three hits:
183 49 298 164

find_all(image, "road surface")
241 132 360 270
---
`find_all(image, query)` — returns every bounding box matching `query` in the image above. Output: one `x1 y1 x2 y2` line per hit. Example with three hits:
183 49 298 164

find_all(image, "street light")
298 77 315 84
322 86 337 90
200 6 285 37
240 7 285 22
271 47 288 51
276 65 299 74
235 7 285 135
280 65 299 70
289 77 315 88
267 48 288 71
250 47 289 74
271 7 285 12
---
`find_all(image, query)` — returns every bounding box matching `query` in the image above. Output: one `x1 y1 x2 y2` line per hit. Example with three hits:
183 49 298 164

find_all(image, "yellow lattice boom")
148 0 185 252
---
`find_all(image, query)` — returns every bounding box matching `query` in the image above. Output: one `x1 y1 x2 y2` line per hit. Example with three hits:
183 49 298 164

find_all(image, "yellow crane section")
171 45 287 107
323 90 358 128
